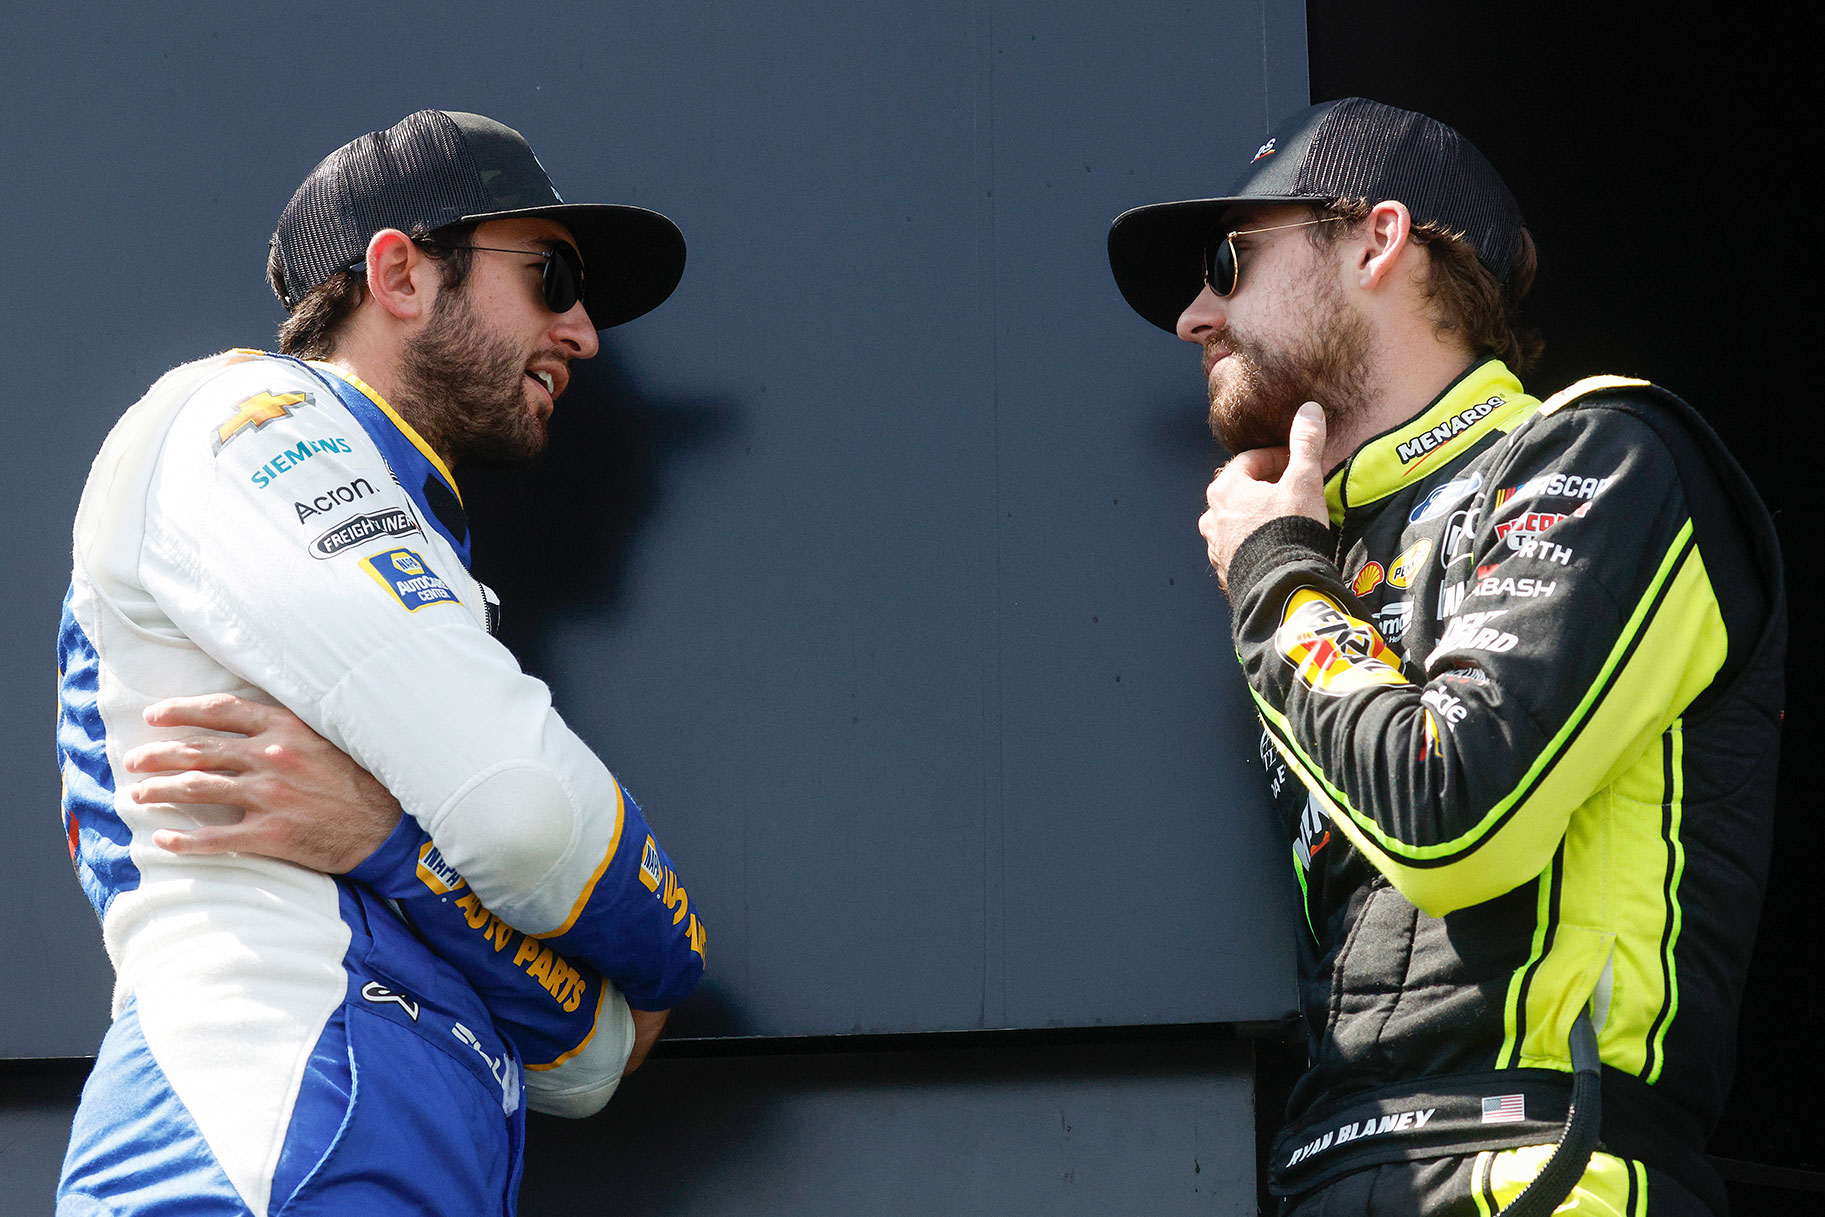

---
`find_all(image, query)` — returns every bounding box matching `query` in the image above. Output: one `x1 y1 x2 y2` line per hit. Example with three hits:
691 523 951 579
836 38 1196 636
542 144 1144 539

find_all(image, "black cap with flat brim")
1108 98 1522 333
272 109 686 330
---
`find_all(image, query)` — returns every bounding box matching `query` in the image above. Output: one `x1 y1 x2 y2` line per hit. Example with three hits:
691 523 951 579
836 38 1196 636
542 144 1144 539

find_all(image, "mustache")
1201 332 1234 376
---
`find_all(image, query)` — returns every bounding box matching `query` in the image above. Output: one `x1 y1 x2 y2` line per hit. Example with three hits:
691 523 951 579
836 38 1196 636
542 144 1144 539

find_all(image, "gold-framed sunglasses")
1203 216 1344 297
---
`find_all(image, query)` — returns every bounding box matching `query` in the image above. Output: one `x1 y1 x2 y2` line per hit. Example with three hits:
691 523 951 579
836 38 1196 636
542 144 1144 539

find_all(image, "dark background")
1305 1 1819 1204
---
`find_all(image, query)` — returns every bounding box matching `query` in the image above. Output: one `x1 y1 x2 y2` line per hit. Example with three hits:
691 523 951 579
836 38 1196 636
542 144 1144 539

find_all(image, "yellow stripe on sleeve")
1255 527 1728 915
523 981 611 1072
545 778 627 939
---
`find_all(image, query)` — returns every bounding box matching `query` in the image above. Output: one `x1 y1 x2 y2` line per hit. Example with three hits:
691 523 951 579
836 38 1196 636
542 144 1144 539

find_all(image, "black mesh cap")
1108 98 1524 332
270 109 685 329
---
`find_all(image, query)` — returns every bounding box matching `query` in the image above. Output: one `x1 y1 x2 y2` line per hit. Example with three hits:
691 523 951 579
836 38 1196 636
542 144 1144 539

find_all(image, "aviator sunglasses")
433 241 588 314
1203 216 1343 297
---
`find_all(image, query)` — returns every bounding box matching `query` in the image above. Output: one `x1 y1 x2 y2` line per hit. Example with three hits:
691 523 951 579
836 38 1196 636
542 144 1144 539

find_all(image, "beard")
394 286 549 469
1205 276 1372 456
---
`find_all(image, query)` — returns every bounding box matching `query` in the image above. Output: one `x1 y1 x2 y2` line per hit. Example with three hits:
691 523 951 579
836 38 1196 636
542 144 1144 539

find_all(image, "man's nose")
1176 285 1225 344
553 301 601 360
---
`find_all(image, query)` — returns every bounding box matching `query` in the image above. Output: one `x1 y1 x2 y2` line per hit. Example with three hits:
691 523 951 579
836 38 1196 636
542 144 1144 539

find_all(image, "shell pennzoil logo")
1351 561 1385 597
1277 588 1409 695
1387 537 1433 590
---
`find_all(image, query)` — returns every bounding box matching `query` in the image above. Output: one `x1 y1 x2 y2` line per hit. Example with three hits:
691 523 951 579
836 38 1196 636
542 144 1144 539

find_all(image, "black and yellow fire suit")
1228 360 1785 1215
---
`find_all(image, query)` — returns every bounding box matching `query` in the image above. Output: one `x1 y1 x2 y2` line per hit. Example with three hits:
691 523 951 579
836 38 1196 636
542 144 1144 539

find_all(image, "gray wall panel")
2 1042 1256 1213
3 1 1307 1056
520 1041 1256 1216
0 1067 86 1208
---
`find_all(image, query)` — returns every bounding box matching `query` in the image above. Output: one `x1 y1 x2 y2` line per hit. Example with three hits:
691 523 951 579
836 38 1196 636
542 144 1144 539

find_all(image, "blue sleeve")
347 781 706 1012
348 817 609 1066
537 785 707 1011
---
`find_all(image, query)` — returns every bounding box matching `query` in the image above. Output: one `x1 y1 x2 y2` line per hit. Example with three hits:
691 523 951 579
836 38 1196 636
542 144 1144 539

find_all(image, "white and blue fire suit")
55 351 706 1215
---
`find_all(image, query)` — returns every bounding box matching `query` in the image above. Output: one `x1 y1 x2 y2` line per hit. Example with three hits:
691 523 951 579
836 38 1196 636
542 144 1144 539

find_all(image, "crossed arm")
124 693 669 1078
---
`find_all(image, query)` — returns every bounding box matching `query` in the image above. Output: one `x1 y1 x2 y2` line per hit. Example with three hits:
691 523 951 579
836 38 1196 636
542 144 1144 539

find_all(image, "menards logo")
1396 396 1503 465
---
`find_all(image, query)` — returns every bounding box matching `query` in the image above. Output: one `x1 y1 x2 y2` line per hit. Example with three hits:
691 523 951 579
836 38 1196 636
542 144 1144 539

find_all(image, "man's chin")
1209 408 1294 456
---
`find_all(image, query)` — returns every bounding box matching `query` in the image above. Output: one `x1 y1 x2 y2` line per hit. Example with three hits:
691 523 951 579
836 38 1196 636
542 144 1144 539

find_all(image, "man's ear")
1356 200 1415 292
363 229 436 321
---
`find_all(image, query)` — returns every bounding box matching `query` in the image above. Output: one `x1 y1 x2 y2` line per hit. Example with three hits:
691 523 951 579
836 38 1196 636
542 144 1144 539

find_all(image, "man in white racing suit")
55 109 705 1215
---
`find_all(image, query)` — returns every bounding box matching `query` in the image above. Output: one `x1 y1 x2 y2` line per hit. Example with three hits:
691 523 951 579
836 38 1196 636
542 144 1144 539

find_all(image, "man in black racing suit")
1107 98 1784 1215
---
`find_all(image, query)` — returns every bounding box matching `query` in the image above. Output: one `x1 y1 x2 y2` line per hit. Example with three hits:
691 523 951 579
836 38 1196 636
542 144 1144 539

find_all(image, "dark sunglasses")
1202 216 1344 297
438 242 588 314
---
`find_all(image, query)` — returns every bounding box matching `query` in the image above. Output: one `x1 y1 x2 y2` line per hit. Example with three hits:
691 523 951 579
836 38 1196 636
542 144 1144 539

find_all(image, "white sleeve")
137 359 624 938
521 988 635 1118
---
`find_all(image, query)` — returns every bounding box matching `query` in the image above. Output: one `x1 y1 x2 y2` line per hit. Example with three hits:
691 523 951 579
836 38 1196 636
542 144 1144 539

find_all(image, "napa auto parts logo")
1276 588 1408 695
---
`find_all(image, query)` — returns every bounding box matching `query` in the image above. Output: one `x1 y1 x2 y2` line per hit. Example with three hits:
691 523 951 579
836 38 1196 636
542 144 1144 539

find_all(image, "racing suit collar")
1322 359 1539 525
306 361 462 506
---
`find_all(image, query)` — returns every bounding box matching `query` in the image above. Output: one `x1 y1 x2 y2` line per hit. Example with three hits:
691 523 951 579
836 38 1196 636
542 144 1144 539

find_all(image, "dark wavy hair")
268 223 478 358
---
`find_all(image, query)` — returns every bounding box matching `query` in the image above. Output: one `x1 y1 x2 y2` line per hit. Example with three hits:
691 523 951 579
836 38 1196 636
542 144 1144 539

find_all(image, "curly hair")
269 223 478 359
1315 199 1543 373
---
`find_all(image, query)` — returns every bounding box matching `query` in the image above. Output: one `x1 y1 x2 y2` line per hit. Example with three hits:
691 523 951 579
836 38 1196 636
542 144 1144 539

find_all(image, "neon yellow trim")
1501 869 1557 1069
1516 923 1613 1070
1483 1147 1636 1210
1529 782 1626 1069
1323 467 1347 525
547 779 627 938
1589 757 1669 1074
1581 722 1698 1078
1254 523 1732 916
1321 361 1540 522
1537 374 1651 417
1290 848 1316 941
523 980 609 1071
308 361 462 504
1260 522 1692 863
1470 1151 1495 1217
1647 723 1686 1084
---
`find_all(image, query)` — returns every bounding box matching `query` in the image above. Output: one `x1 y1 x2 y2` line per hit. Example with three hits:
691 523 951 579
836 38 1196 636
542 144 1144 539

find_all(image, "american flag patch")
1482 1094 1526 1124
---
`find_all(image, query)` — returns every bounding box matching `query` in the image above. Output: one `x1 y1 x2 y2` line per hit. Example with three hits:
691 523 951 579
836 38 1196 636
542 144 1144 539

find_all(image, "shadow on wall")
520 1041 1255 1217
459 343 738 677
663 975 744 1039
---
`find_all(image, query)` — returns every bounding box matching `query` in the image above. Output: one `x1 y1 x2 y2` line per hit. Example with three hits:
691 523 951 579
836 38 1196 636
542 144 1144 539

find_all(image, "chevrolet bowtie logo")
214 390 308 451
